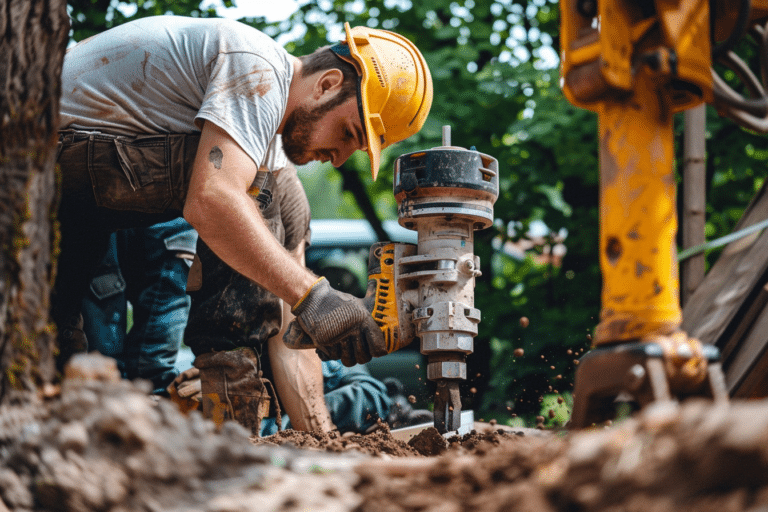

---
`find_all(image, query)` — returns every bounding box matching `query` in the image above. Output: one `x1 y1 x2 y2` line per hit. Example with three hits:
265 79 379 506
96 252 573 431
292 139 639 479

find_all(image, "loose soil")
3 353 768 511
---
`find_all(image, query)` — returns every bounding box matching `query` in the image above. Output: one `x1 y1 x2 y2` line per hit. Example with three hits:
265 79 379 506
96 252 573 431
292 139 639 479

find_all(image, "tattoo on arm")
208 146 223 169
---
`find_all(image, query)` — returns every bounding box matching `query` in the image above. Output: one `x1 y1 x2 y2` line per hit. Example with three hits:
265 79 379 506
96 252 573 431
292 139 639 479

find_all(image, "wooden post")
682 105 707 306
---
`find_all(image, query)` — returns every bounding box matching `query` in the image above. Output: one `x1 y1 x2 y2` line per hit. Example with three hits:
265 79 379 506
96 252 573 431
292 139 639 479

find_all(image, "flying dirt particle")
511 413 517 417
490 419 497 426
586 334 592 341
574 360 580 365
550 366 555 370
557 397 564 404
519 316 530 328
470 387 477 394
415 364 420 369
556 374 562 380
538 396 544 402
408 395 416 404
536 415 545 423
548 409 555 419
567 349 573 355
514 348 525 357
506 406 512 411
476 373 482 378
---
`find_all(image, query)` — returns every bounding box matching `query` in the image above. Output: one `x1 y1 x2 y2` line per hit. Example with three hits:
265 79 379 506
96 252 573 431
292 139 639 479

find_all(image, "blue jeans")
82 218 197 393
259 360 393 435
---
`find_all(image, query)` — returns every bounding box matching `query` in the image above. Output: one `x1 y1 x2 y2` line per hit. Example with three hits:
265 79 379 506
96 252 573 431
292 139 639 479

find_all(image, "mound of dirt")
254 422 421 457
0 354 363 512
5 353 768 512
353 400 768 512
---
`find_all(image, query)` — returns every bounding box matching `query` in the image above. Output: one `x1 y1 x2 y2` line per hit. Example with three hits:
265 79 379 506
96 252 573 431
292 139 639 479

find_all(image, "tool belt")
57 130 275 214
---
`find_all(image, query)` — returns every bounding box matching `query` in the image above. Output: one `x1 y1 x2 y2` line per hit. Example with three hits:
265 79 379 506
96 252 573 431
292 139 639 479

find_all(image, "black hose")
711 0 752 60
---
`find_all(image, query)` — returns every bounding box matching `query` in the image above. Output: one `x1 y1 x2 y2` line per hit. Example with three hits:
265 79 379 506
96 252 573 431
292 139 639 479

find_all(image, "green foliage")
67 0 233 41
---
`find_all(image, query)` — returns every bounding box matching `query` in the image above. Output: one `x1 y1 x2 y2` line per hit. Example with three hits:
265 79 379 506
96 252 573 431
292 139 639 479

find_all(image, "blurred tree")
1 0 69 403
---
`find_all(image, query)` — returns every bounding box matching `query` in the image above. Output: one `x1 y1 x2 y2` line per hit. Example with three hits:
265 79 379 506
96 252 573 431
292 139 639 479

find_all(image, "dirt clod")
408 427 448 456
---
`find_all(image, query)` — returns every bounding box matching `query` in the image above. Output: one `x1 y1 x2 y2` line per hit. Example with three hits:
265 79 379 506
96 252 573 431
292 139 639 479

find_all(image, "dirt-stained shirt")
60 16 294 171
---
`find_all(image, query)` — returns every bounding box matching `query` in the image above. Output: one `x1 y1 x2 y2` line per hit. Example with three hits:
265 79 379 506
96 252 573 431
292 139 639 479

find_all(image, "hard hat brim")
342 22 382 180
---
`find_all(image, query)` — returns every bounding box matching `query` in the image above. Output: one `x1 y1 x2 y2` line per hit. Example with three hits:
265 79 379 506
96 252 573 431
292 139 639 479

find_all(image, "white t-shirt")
60 16 294 171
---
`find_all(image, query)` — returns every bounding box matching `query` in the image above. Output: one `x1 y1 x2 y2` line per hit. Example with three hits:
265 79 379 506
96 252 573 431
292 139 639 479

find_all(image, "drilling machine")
367 126 499 433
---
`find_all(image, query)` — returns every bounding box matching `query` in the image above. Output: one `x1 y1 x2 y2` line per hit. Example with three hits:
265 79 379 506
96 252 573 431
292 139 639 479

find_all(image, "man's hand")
283 277 387 367
166 367 202 414
167 367 202 400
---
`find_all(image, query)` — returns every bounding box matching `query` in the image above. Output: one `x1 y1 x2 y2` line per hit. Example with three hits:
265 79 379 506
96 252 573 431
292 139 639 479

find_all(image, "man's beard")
282 103 332 166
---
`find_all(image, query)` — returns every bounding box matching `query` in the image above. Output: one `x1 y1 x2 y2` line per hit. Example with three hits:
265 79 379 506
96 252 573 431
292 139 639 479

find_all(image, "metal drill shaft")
434 380 462 432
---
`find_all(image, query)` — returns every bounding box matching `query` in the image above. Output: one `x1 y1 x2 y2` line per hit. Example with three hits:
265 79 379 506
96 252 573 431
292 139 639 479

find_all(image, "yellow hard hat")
331 23 433 180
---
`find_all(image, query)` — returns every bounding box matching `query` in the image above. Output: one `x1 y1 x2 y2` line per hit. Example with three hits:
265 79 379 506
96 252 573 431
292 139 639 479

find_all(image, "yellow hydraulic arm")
560 0 768 426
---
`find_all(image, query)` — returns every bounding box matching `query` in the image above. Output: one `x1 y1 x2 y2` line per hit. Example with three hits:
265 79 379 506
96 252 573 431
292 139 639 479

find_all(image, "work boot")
194 348 271 435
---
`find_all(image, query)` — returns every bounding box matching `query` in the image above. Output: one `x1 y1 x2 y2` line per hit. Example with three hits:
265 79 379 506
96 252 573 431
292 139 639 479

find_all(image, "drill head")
433 380 462 433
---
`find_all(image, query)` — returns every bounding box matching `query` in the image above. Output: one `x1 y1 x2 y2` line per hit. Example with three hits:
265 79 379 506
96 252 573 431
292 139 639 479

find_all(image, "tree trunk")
0 0 69 402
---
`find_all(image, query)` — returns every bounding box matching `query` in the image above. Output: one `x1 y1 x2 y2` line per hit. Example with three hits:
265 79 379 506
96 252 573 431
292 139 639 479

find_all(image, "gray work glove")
283 277 387 367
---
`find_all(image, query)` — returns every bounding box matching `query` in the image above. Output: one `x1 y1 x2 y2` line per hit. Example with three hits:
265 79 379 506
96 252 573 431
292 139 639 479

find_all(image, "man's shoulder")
116 16 280 54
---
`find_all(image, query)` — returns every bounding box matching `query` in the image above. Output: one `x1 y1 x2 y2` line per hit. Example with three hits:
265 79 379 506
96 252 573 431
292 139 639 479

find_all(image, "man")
82 162 338 434
55 17 432 370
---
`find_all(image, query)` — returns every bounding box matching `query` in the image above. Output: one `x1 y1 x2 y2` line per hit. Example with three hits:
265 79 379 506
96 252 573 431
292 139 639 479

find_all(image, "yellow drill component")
368 243 408 353
595 75 682 344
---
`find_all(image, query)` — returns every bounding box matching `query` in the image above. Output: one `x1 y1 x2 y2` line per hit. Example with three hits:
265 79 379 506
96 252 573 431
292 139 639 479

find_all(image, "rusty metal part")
569 340 727 428
645 331 708 391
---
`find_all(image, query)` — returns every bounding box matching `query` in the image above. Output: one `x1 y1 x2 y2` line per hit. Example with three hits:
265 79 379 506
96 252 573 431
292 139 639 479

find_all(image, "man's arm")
183 120 316 306
185 120 387 367
268 242 335 432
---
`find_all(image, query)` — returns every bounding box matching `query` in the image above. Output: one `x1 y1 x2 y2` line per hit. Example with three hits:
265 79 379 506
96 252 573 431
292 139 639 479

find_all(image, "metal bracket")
569 341 728 428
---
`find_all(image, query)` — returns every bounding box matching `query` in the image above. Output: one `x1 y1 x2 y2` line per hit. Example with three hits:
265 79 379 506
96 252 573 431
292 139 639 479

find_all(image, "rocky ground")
3 353 768 511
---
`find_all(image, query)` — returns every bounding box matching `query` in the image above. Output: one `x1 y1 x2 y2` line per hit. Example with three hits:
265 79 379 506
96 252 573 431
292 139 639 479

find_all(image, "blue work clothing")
82 218 197 394
260 360 393 435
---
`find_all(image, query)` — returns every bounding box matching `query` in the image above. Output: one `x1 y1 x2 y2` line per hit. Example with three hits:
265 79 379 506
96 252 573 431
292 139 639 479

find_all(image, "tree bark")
0 0 69 402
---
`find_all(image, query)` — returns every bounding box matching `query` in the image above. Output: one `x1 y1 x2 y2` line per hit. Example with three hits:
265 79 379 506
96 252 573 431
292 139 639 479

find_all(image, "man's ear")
312 69 344 99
